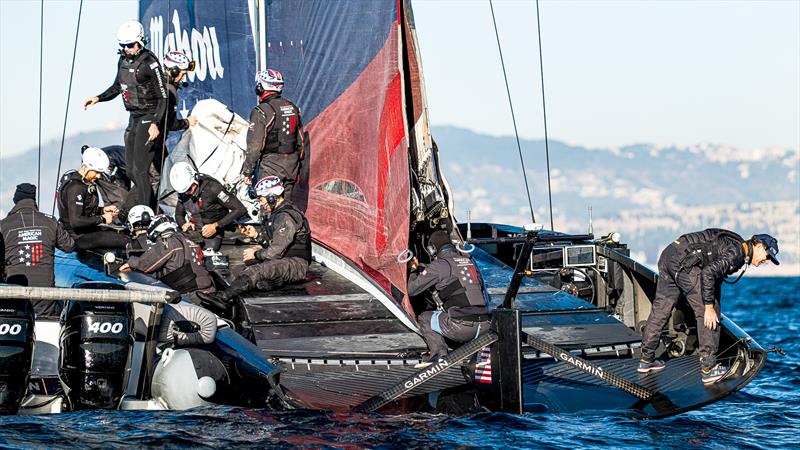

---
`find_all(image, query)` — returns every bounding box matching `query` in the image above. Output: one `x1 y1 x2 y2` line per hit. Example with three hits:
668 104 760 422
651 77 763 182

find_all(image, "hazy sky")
1 0 798 162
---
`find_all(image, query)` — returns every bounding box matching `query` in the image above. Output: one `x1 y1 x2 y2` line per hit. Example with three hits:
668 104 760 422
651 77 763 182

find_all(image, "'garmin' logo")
149 10 225 82
404 360 450 389
558 352 605 378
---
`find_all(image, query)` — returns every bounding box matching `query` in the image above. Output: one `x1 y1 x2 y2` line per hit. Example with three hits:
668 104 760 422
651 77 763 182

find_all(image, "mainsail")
139 0 451 320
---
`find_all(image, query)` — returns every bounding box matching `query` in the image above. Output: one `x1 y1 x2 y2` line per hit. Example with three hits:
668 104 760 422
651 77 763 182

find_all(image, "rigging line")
37 0 44 205
156 0 172 214
52 0 84 215
535 0 554 231
489 0 536 224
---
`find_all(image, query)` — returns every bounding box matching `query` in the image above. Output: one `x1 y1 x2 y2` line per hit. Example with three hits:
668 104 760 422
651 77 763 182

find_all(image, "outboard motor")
0 299 35 414
59 301 133 410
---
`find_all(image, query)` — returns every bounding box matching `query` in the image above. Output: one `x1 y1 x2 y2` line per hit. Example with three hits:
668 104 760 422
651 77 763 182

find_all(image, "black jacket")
164 83 189 132
254 201 311 262
408 246 488 320
127 232 212 293
175 175 246 229
98 49 167 122
675 228 748 304
57 171 104 238
1 199 75 287
242 93 303 177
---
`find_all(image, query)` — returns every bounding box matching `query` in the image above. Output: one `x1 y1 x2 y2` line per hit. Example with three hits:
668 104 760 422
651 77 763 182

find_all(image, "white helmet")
81 146 111 174
147 214 178 241
117 20 145 46
254 175 284 197
127 205 155 232
255 69 284 94
163 51 195 72
169 161 197 194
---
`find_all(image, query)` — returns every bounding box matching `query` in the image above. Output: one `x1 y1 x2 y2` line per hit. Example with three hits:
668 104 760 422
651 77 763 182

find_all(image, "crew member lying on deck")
197 176 311 312
408 230 491 369
639 229 779 384
119 214 215 305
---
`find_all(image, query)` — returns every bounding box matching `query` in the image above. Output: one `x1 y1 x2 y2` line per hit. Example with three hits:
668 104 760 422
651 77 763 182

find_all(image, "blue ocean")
1 277 798 449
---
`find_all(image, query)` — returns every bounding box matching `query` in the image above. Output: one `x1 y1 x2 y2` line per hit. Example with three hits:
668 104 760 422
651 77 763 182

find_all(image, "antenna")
467 209 472 240
588 206 593 235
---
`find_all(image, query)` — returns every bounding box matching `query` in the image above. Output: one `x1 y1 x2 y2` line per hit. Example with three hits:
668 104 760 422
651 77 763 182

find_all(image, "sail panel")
140 0 256 118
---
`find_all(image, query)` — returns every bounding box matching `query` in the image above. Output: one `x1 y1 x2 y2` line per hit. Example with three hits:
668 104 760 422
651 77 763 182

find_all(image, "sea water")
1 277 798 449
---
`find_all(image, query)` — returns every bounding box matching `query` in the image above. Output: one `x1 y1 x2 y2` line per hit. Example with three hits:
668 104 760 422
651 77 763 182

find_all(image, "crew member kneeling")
197 176 310 310
408 230 490 369
120 214 214 304
639 229 779 384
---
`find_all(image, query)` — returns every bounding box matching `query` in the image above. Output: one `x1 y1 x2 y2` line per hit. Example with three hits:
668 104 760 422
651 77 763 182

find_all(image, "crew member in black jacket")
638 228 779 383
120 215 214 305
1 184 75 316
407 230 491 368
169 162 246 252
57 147 130 251
197 176 310 311
84 20 168 211
242 69 304 199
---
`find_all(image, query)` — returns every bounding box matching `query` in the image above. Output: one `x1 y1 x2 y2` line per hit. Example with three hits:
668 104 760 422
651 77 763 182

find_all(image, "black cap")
754 234 780 265
429 230 451 253
13 183 36 204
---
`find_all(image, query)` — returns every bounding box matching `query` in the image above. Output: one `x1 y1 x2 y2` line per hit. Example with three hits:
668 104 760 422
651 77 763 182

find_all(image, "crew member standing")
84 20 168 211
120 215 214 305
242 69 304 199
1 183 75 316
197 176 310 311
169 162 246 252
407 230 491 368
639 229 779 383
57 147 130 250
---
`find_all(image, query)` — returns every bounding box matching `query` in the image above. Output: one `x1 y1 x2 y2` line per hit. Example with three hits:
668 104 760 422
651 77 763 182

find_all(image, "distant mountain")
0 130 125 215
2 126 797 273
432 126 800 273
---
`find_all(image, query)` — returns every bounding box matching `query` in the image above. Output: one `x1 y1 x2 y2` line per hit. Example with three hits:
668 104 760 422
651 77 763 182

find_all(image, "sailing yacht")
0 0 766 418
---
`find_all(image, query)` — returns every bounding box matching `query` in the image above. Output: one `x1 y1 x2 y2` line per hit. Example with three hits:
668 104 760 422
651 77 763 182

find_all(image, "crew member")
57 147 130 250
84 20 168 211
197 176 310 311
1 184 75 316
242 69 304 199
125 204 154 252
407 230 491 369
170 162 246 252
148 51 199 193
120 215 214 304
639 229 779 383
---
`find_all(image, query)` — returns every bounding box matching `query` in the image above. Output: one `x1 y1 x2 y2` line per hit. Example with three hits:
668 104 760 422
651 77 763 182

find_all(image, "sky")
0 0 798 163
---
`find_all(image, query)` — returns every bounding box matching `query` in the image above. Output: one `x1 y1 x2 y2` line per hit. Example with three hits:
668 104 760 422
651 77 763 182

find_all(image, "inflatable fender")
151 348 215 410
158 303 217 347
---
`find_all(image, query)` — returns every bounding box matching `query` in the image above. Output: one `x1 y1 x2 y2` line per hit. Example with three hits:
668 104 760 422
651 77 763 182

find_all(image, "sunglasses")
119 42 137 49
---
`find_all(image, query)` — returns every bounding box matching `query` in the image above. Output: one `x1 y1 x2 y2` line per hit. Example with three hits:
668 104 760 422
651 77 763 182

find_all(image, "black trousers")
74 231 131 251
418 310 491 358
239 257 308 291
258 153 300 199
640 243 721 370
123 115 159 211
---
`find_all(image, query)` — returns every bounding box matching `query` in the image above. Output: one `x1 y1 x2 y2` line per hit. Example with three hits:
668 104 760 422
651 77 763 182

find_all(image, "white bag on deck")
159 99 260 221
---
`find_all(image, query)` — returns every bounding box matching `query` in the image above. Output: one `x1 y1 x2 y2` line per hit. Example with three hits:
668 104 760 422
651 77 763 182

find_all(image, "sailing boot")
197 276 252 311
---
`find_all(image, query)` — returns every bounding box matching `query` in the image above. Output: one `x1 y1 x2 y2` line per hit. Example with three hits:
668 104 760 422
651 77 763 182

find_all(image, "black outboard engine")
59 301 133 410
0 299 35 414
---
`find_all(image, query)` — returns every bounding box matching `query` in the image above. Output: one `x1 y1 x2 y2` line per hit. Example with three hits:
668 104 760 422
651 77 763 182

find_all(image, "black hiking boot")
197 277 251 311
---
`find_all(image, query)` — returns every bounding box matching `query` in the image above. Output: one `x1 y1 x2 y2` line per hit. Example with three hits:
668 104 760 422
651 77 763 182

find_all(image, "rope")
156 0 173 214
52 0 84 215
37 0 44 205
488 0 535 224
535 0 554 231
